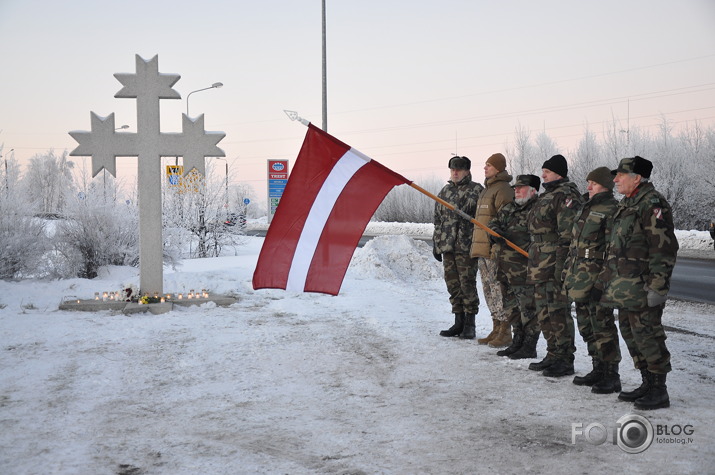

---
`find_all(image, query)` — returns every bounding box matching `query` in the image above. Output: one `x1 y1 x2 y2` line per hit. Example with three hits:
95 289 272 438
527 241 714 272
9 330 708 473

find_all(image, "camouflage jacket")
526 179 584 284
433 175 483 254
563 191 618 302
598 182 679 309
488 196 537 285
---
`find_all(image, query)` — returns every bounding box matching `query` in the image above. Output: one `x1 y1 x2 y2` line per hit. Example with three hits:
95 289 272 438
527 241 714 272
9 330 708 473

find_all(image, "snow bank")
348 235 443 281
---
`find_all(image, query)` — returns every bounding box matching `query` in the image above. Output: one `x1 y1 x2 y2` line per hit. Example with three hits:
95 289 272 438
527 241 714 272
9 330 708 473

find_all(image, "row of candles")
94 289 211 303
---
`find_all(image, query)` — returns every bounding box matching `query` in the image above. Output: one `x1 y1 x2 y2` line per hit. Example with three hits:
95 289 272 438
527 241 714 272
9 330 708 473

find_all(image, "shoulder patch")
653 207 663 220
565 198 574 208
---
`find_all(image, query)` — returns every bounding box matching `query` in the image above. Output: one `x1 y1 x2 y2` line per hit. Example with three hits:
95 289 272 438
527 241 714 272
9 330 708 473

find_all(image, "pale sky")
1 0 714 195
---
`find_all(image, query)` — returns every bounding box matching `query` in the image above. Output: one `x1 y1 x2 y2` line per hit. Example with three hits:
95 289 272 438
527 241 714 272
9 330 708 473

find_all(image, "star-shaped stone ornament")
114 55 181 100
69 112 137 177
180 114 226 176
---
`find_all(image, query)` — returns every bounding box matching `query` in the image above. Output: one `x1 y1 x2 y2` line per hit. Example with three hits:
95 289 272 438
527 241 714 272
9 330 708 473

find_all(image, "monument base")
58 295 238 315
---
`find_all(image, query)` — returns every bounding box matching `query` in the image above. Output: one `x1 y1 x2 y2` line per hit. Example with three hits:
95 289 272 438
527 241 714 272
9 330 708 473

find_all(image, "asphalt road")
252 231 715 305
670 257 715 305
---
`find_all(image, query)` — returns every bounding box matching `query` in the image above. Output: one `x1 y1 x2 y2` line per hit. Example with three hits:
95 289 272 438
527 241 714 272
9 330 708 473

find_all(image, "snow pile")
675 229 713 251
348 234 443 282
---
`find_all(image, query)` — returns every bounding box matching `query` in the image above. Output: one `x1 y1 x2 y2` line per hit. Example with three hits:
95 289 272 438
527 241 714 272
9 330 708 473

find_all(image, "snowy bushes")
51 198 139 279
0 204 48 280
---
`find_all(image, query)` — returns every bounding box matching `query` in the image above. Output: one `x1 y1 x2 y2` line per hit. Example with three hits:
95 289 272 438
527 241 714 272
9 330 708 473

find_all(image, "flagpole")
281 110 528 258
408 182 529 258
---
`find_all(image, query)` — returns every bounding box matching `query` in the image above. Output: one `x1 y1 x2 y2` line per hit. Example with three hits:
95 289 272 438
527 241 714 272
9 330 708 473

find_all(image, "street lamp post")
215 157 229 217
3 148 14 195
186 82 223 117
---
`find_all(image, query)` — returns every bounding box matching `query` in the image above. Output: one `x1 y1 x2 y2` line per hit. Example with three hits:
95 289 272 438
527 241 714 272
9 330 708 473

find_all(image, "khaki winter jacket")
470 170 514 258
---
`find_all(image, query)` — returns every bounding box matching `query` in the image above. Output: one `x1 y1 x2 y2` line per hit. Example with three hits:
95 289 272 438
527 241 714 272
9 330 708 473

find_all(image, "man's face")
484 163 498 179
613 172 640 196
513 185 531 200
587 180 609 199
450 168 469 182
541 168 561 184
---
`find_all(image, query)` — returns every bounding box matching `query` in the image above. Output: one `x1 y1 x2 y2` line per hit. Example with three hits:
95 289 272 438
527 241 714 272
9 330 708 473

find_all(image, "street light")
186 82 223 117
3 148 14 195
215 157 229 217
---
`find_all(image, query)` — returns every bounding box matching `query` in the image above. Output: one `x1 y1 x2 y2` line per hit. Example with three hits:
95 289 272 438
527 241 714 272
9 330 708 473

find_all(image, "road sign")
267 159 289 221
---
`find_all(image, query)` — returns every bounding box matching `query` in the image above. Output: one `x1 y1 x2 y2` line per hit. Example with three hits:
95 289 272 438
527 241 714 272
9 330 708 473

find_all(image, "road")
670 257 715 305
250 230 715 305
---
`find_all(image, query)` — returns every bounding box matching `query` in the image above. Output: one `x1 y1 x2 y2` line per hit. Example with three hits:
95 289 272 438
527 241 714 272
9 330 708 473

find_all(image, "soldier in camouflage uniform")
433 156 484 339
595 156 678 410
563 167 622 394
526 154 584 377
488 174 541 359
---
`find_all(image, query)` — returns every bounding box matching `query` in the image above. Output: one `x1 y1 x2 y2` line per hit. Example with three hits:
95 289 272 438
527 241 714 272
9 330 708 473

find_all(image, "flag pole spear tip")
283 110 310 126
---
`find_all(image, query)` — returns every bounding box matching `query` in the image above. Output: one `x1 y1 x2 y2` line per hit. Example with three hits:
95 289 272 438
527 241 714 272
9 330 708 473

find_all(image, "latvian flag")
252 124 411 295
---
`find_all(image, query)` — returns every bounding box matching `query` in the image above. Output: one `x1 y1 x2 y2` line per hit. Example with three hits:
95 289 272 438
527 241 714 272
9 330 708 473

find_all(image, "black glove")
433 251 442 262
489 227 506 245
489 233 505 245
589 286 603 303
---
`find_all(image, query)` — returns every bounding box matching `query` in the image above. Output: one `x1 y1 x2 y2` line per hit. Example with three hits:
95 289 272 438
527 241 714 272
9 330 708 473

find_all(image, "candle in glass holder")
102 292 108 301
160 297 165 303
94 292 100 300
178 293 183 300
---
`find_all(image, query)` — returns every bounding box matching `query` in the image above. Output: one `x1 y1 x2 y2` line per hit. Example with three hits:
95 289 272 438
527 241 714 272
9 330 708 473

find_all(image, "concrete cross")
70 54 225 295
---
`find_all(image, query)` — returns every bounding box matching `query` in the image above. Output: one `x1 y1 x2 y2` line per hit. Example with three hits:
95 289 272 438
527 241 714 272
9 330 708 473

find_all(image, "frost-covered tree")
21 150 75 217
373 176 442 223
163 165 241 258
0 192 48 280
51 193 140 279
570 126 605 189
505 123 540 176
534 131 559 164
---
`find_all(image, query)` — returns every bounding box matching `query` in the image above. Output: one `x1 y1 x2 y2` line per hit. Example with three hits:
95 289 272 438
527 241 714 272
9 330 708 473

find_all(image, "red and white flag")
252 124 411 295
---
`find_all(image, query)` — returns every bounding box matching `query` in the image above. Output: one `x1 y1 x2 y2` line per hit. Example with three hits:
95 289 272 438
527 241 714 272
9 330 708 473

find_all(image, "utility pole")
321 0 327 132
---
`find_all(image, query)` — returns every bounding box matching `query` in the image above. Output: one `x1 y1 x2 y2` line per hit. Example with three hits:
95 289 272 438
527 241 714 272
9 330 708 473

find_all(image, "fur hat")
486 153 507 172
513 174 541 191
448 155 471 171
587 166 614 190
611 156 653 179
542 154 568 178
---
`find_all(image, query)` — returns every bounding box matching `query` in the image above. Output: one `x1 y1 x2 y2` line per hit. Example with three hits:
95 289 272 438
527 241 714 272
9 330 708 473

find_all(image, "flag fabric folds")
252 124 411 295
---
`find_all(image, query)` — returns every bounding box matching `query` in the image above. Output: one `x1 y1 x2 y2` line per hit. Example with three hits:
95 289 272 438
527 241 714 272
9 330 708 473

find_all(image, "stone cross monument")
70 55 225 295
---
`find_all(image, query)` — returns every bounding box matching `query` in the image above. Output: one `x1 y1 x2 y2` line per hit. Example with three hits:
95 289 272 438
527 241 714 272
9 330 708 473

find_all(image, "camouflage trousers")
574 301 621 364
502 283 539 337
534 280 575 362
442 252 480 314
618 305 672 374
478 258 507 322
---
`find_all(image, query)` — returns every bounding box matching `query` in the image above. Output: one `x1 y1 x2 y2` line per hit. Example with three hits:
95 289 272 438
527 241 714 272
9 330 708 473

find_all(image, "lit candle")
102 292 108 301
178 293 183 300
94 292 100 300
160 297 165 303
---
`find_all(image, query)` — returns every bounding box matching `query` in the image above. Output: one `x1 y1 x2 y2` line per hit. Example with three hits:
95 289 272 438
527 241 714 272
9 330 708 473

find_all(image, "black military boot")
459 313 476 340
573 360 604 386
618 369 652 402
509 333 538 360
529 355 555 371
592 363 622 394
439 313 464 337
497 330 524 357
634 372 670 410
542 359 575 377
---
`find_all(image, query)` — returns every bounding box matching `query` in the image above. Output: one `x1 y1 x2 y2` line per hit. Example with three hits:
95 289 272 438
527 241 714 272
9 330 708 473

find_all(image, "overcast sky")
1 0 714 193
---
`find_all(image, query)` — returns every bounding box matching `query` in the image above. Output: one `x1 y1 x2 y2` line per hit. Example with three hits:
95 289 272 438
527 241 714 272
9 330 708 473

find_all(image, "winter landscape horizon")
1 221 714 474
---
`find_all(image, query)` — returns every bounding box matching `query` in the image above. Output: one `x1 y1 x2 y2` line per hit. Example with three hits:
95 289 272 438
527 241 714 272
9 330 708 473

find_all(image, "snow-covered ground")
1 225 713 474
